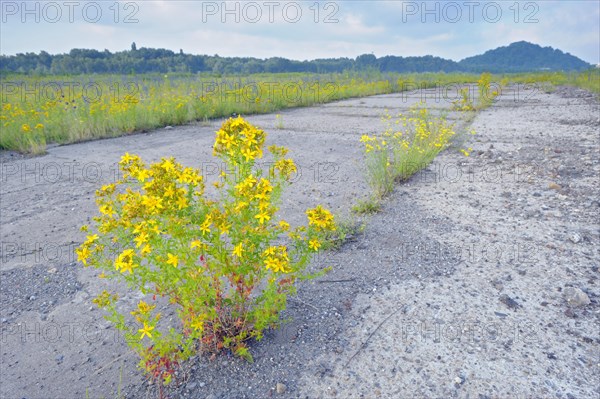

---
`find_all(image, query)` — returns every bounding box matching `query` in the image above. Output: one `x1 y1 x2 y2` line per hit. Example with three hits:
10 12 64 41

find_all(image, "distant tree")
131 42 137 51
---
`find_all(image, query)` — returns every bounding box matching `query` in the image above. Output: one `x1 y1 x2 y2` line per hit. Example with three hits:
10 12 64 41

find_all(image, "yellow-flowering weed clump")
76 116 335 387
360 105 461 197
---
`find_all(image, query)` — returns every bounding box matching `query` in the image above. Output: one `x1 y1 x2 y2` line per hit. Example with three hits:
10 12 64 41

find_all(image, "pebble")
568 233 582 244
276 382 287 394
548 182 561 190
499 294 521 310
562 287 590 307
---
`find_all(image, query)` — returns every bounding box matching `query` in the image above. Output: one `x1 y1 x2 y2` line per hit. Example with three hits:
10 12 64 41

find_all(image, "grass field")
1 70 597 154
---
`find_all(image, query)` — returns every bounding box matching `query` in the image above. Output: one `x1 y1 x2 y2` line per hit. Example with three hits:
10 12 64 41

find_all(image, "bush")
76 116 336 387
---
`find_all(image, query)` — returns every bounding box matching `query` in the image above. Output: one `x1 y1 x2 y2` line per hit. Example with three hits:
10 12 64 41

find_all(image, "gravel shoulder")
1 86 598 399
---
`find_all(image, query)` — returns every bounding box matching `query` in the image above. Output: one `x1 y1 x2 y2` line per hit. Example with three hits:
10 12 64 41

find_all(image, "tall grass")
503 69 600 95
0 72 483 154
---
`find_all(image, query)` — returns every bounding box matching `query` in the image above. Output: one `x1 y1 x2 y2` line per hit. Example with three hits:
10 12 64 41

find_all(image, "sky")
1 0 599 64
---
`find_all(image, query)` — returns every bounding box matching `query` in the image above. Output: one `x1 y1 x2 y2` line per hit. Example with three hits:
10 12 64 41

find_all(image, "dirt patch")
0 263 81 323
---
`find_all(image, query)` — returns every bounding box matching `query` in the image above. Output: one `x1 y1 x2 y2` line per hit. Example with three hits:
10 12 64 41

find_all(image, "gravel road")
1 85 598 399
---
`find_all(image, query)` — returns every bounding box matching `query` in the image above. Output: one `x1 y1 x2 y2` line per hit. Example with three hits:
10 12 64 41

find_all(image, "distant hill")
0 41 593 75
459 41 592 72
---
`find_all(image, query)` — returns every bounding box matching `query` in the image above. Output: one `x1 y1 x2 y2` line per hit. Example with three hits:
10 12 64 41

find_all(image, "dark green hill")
459 41 592 72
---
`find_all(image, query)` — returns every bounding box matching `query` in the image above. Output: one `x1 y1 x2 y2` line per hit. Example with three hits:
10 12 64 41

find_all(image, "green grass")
321 216 366 250
352 197 382 214
502 69 600 95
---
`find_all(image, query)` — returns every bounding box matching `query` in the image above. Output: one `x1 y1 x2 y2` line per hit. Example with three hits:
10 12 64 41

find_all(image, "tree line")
0 41 592 75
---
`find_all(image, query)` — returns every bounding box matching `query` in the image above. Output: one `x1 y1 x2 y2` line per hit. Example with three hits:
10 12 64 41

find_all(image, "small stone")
499 294 521 310
164 125 173 130
29 295 36 301
187 382 197 390
568 233 582 244
47 267 57 274
276 383 287 394
454 376 463 385
55 355 64 364
548 182 561 190
562 287 590 307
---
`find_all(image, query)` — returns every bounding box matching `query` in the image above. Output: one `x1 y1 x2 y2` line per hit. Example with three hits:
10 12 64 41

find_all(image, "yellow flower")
200 216 212 234
115 249 136 274
164 186 176 197
85 234 99 244
137 300 153 314
279 220 290 231
76 246 91 266
120 152 137 165
191 317 204 332
221 133 236 148
134 232 148 248
92 290 117 308
308 238 321 251
142 195 163 213
233 243 244 258
176 196 188 210
140 244 152 255
219 222 231 235
21 124 31 133
234 201 248 212
161 158 175 172
134 168 150 182
99 204 115 217
255 211 270 224
35 123 44 129
241 148 256 162
190 240 203 249
263 246 277 257
138 323 154 339
166 253 179 268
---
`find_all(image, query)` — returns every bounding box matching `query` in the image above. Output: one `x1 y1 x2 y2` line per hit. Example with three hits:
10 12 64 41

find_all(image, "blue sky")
1 0 598 63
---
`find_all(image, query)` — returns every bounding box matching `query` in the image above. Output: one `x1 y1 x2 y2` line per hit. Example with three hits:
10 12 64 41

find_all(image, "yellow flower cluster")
213 116 265 162
77 153 204 273
306 205 336 232
263 246 290 273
